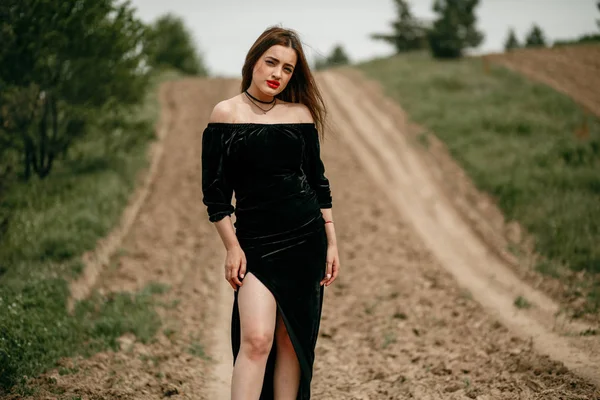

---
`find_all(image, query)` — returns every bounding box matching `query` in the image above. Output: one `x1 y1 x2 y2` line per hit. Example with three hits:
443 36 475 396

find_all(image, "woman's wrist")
226 242 241 251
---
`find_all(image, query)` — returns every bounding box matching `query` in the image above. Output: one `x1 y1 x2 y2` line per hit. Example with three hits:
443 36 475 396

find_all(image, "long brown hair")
241 26 327 136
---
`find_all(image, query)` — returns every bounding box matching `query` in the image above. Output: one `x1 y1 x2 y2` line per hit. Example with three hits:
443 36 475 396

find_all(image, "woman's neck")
246 84 274 103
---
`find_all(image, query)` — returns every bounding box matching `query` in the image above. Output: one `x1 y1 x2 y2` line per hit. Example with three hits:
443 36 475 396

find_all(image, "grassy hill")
357 50 600 318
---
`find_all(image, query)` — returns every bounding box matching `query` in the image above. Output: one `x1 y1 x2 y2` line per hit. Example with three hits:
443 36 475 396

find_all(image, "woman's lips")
266 80 280 89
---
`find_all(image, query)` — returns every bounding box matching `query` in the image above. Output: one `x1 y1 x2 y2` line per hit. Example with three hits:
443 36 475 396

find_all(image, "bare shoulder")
209 96 241 123
287 102 314 123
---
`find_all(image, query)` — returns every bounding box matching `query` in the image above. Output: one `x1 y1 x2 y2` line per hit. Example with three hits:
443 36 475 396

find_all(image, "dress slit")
231 253 320 400
231 270 312 400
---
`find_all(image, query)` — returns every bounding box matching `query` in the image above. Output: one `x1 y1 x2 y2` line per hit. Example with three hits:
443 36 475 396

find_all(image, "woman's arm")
202 103 246 290
320 208 337 246
296 112 340 286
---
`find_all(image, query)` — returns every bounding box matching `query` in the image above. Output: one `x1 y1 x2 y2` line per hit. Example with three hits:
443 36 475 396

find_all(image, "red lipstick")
267 80 280 89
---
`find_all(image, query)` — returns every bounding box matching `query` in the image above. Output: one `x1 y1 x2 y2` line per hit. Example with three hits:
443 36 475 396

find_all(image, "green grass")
514 295 533 309
187 339 210 360
358 51 600 313
0 70 180 395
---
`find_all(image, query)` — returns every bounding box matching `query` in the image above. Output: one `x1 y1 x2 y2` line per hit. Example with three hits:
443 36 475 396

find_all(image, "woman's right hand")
225 245 247 291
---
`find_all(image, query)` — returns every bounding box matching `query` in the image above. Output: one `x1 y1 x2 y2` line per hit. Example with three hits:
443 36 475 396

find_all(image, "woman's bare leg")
273 311 301 399
231 273 277 400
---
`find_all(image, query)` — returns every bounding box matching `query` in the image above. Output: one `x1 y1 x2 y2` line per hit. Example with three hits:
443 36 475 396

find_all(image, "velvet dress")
201 122 333 400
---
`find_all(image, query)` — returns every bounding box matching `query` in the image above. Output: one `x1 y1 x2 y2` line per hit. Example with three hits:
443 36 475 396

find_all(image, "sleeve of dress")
201 125 235 222
303 125 333 209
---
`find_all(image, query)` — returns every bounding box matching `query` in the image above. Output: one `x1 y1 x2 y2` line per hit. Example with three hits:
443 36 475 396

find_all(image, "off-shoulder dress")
201 122 333 400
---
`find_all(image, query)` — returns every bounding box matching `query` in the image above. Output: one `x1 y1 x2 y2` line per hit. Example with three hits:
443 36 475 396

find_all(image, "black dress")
201 122 333 400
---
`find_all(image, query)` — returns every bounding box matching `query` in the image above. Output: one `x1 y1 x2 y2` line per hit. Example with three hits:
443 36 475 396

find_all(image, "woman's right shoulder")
209 96 241 123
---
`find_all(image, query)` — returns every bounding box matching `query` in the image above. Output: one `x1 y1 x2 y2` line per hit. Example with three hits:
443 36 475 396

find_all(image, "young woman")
201 26 340 400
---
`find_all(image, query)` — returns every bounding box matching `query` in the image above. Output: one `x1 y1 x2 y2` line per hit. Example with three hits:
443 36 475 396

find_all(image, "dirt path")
25 72 599 399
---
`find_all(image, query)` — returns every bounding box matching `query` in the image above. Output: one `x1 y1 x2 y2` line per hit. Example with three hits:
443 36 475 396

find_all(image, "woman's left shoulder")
281 101 313 124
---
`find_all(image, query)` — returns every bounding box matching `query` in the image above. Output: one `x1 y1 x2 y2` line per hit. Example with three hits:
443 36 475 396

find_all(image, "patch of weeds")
68 260 86 278
139 353 161 366
416 131 430 148
58 367 79 376
459 289 473 300
143 282 170 295
586 282 600 315
76 289 161 348
507 243 521 258
535 259 561 279
188 340 210 361
381 332 396 349
514 295 532 309
158 299 181 309
108 260 120 272
364 299 380 315
115 247 129 257
49 385 66 395
580 328 597 336
163 327 177 341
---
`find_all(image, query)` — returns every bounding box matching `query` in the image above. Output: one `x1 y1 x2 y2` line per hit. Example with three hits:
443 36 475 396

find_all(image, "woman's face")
252 44 298 96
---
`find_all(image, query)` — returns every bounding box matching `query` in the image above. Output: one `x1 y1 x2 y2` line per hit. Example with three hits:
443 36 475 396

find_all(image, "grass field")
358 51 600 315
0 71 179 395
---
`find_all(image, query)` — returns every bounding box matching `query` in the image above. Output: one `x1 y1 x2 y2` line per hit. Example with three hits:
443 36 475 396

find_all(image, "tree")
370 0 428 53
145 14 207 76
328 45 351 66
524 24 547 48
314 44 351 70
504 28 520 51
0 0 148 179
427 0 484 59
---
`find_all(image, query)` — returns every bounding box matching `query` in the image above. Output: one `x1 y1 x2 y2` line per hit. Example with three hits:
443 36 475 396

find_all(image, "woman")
201 26 340 400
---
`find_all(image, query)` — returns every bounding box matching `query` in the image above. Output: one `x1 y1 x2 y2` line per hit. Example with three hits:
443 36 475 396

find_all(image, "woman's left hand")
321 244 340 287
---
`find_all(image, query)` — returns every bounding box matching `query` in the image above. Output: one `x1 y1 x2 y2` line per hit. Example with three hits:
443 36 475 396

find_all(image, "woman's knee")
241 331 274 361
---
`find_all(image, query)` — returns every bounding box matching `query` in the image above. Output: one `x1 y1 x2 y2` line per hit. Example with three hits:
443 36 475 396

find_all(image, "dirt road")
26 72 599 399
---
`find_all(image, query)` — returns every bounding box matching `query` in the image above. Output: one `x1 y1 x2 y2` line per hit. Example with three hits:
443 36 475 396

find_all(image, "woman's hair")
241 26 327 136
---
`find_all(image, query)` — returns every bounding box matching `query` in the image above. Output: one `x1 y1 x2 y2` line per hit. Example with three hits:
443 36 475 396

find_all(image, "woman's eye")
285 68 292 73
266 60 274 65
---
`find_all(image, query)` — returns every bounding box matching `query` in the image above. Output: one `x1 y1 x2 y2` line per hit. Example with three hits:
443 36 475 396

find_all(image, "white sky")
129 0 599 77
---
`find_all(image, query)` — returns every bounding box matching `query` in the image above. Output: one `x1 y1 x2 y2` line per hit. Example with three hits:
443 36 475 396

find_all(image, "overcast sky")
130 0 599 77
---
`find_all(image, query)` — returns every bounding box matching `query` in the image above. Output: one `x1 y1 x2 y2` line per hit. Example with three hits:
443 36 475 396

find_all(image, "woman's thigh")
237 272 277 342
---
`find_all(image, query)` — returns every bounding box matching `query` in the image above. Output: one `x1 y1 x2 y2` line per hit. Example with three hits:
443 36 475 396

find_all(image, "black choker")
244 90 275 104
